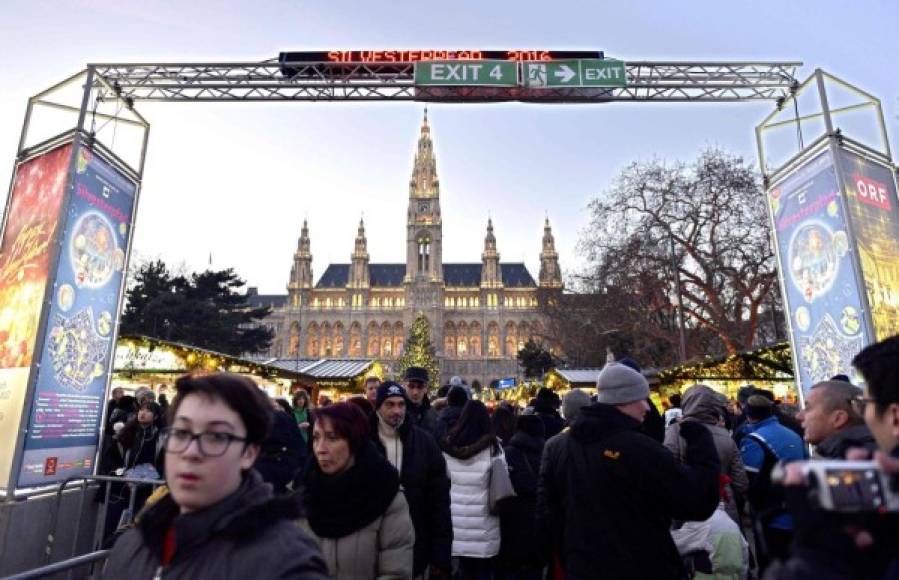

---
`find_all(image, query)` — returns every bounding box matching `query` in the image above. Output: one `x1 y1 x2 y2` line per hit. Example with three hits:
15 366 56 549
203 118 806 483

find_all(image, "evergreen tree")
121 260 273 355
517 339 560 378
397 313 440 389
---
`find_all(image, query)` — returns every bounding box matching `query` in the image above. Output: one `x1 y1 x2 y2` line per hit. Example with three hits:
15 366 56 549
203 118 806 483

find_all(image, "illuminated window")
417 236 431 273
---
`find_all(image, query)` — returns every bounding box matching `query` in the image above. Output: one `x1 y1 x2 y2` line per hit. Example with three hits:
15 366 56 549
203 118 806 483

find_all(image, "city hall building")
248 112 563 386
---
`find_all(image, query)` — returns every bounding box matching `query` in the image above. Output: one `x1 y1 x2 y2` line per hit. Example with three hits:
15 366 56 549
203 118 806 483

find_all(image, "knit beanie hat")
447 385 469 407
375 381 408 409
516 414 546 438
596 363 650 405
562 388 591 421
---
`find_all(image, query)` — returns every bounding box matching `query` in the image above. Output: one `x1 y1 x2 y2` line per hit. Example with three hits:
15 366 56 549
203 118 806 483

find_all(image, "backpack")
744 432 785 520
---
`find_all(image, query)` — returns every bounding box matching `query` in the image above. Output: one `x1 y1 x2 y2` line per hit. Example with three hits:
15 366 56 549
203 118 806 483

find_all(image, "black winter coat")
254 410 307 494
408 396 438 434
536 403 720 580
372 417 453 575
534 400 565 439
102 471 329 580
498 431 545 571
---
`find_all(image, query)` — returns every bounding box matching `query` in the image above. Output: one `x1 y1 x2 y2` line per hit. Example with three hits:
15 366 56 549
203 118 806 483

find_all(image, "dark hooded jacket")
408 394 438 434
664 384 749 522
536 403 720 580
497 416 546 572
372 415 452 574
102 471 329 580
434 403 465 444
815 424 878 459
534 397 565 439
254 410 308 494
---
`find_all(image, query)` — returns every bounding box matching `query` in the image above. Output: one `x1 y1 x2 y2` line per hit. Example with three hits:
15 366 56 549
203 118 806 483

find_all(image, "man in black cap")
373 382 453 579
404 366 438 434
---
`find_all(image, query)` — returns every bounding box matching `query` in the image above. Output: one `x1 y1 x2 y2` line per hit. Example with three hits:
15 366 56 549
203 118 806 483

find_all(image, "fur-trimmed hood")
441 433 498 460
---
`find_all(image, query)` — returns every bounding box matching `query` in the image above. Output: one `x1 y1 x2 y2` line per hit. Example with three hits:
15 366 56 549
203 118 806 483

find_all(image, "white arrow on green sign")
415 60 519 86
524 59 627 88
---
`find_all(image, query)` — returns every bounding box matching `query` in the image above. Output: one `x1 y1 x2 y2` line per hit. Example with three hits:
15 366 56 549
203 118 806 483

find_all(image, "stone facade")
248 111 563 387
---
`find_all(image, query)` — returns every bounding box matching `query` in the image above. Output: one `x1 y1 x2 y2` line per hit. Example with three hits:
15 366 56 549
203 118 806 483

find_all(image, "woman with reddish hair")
297 402 414 579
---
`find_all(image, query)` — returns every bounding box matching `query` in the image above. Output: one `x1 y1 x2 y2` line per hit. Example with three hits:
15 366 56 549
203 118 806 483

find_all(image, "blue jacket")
739 415 807 529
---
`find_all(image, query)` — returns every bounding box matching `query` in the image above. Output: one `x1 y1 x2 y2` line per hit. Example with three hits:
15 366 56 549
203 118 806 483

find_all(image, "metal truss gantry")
89 60 802 103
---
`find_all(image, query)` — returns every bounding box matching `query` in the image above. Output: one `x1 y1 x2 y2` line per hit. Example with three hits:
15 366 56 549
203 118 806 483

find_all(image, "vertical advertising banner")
0 143 72 491
768 150 871 397
838 149 899 340
17 141 137 488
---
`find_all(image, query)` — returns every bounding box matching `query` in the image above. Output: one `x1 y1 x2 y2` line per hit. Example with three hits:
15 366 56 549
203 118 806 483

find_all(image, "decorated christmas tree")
398 313 440 390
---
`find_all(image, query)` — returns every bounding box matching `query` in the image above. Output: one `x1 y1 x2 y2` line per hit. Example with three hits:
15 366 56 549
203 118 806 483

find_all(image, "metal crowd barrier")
0 550 110 580
42 475 164 573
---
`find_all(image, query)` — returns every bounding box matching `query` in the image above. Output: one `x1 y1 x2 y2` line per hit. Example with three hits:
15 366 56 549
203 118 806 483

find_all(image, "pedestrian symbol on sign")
527 64 548 88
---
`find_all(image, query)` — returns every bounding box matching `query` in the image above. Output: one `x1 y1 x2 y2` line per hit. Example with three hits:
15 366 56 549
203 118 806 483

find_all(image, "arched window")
417 235 431 273
394 322 404 356
333 323 345 357
505 322 517 356
444 321 456 358
488 322 500 357
288 322 300 356
349 323 362 357
470 322 482 357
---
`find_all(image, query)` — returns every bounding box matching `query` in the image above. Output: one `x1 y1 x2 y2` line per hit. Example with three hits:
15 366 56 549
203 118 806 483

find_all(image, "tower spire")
350 215 370 288
539 217 562 289
288 218 313 307
481 217 501 288
409 108 438 197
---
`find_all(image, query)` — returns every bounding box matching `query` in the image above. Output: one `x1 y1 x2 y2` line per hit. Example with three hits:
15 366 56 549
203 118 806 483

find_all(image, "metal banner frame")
3 56 895 495
756 69 897 403
2 71 147 496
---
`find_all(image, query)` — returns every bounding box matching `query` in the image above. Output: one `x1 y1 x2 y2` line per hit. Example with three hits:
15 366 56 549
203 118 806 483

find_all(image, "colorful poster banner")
0 143 72 491
838 149 899 341
17 141 137 488
768 150 871 397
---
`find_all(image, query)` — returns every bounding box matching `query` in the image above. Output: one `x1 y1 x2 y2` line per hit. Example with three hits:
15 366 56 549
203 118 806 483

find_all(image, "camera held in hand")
772 461 899 513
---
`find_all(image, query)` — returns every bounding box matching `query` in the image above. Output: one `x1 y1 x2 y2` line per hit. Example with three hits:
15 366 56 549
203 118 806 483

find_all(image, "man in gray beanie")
537 362 721 579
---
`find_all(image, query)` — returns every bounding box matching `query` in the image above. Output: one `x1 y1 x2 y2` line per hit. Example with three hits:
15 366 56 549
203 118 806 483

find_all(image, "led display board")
279 50 604 64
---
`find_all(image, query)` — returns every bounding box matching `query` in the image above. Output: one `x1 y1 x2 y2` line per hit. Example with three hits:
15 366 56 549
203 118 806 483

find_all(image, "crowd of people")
97 334 899 579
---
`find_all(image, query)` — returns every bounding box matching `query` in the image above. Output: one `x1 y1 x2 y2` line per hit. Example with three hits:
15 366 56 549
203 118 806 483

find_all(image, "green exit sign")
415 60 519 86
524 59 627 88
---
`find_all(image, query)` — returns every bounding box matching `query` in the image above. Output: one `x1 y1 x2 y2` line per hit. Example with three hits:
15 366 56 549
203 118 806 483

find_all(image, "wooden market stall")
113 335 305 398
654 342 797 404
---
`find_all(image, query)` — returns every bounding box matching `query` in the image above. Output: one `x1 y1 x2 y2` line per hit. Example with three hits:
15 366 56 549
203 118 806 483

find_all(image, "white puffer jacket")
442 437 503 558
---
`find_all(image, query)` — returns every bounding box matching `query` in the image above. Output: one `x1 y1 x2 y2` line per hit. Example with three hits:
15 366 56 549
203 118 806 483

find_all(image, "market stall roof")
655 342 793 385
115 335 307 380
246 357 376 379
554 368 603 386
301 359 376 379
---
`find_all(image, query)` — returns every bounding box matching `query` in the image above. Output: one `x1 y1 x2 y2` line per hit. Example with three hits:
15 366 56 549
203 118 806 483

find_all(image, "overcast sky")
1 0 896 294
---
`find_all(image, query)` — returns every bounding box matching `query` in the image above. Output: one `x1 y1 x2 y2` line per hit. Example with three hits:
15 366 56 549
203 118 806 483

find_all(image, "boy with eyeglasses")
103 373 328 579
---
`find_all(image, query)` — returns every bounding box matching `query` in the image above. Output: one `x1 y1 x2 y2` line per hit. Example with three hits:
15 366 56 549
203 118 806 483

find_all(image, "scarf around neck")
301 441 399 538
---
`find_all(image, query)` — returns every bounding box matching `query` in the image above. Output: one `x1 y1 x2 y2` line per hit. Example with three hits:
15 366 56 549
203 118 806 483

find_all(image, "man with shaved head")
796 379 877 458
